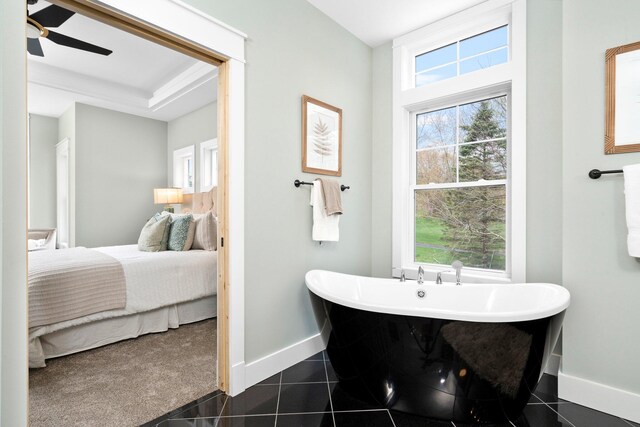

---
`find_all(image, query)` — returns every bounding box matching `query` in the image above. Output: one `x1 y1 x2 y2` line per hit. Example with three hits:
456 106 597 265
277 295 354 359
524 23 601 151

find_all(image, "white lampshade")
153 188 183 204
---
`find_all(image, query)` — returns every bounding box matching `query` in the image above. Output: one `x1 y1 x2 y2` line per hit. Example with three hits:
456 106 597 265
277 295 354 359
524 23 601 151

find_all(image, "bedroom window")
199 139 218 192
392 0 526 283
173 145 195 194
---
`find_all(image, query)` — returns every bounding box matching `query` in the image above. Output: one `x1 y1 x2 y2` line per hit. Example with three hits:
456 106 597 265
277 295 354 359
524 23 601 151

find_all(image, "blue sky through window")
460 26 507 59
416 43 456 72
415 25 508 87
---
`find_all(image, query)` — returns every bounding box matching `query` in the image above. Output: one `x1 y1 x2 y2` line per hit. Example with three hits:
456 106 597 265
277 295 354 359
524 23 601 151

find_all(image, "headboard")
190 187 217 215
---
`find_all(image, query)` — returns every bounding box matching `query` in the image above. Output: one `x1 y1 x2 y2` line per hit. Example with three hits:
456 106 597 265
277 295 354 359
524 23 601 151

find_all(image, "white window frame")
199 138 218 192
173 145 195 194
392 0 526 284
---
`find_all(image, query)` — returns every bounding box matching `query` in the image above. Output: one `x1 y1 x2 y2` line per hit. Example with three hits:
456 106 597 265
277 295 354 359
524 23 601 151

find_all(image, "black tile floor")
142 351 640 427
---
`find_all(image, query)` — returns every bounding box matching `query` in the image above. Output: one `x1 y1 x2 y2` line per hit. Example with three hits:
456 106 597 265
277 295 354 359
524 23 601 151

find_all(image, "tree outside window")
415 96 507 271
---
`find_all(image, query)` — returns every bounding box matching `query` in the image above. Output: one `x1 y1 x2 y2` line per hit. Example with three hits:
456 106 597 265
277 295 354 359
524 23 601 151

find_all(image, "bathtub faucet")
417 266 424 284
435 270 451 285
452 260 463 286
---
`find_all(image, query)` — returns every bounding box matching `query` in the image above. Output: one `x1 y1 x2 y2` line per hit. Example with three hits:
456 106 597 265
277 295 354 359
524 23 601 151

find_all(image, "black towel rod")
588 168 623 179
294 179 350 192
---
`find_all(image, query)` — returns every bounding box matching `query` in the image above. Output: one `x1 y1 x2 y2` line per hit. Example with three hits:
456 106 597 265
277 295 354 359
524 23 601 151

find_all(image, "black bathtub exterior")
322 299 564 424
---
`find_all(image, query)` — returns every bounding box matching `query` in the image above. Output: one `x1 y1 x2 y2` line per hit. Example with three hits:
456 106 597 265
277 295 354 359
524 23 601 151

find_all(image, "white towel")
310 180 340 242
623 163 640 257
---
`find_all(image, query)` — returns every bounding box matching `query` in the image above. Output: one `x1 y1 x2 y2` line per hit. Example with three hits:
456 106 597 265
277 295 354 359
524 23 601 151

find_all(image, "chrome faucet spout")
400 270 406 282
435 270 451 285
417 266 424 284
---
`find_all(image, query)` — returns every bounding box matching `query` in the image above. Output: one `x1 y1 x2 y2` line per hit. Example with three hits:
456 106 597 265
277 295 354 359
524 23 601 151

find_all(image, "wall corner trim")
558 370 640 423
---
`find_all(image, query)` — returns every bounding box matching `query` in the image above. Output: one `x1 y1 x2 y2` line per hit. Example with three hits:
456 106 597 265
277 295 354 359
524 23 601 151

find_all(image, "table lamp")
153 188 183 213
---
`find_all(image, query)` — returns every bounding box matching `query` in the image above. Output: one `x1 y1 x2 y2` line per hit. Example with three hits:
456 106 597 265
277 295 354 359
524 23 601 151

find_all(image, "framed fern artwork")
302 95 342 176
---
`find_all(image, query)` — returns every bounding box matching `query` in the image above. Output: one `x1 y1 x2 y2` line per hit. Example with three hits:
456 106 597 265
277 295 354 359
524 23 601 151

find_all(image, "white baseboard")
558 370 640 423
544 353 561 376
244 322 329 388
229 361 246 397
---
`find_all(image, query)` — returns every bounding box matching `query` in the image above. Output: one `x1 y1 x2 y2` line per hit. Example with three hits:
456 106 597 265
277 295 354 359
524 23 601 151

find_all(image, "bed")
28 188 218 368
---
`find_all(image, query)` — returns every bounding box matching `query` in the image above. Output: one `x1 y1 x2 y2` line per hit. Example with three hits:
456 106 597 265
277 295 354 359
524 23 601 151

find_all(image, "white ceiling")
306 0 488 47
27 1 217 121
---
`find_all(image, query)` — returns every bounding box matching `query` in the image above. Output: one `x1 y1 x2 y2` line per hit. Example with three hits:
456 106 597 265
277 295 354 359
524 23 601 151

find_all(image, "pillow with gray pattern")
160 212 195 251
138 214 172 252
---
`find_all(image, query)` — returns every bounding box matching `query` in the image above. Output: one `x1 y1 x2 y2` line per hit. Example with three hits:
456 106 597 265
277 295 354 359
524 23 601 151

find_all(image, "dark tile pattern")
256 372 280 385
277 412 334 427
548 401 631 427
281 360 327 383
334 410 394 426
329 382 383 412
143 351 637 427
278 382 332 413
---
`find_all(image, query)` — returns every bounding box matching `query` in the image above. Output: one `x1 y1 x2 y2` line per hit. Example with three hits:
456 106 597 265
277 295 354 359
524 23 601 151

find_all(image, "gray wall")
526 0 563 285
561 0 640 394
183 0 373 364
1 0 29 422
167 101 217 192
371 42 393 278
527 0 564 362
74 103 168 247
29 114 59 229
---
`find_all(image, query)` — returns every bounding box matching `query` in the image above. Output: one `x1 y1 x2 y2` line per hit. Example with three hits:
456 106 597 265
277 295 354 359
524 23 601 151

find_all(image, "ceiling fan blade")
27 38 44 56
30 4 75 28
46 30 112 56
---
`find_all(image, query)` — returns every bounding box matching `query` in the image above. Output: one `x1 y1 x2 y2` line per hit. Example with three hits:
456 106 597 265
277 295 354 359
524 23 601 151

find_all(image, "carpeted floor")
29 318 217 427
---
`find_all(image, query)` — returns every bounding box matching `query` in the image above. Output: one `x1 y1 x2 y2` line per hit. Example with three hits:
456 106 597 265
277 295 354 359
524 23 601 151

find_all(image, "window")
199 139 218 192
415 26 509 87
173 145 195 194
393 0 526 283
414 96 507 271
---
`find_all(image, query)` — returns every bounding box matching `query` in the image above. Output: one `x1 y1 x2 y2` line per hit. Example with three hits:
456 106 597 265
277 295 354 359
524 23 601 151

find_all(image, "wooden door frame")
46 0 243 393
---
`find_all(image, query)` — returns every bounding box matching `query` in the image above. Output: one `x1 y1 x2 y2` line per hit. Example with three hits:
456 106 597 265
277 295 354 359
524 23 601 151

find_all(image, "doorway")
19 0 246 424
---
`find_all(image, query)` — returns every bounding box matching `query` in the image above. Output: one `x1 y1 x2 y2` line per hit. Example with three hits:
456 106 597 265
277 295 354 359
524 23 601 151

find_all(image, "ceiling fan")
26 1 112 57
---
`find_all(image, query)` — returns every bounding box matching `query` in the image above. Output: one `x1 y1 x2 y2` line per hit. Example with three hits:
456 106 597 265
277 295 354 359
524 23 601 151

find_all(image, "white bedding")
29 244 218 342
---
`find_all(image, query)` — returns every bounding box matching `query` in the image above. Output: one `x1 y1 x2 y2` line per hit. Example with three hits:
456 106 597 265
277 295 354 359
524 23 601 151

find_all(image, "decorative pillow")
154 212 173 250
191 211 217 251
163 213 195 251
138 214 172 252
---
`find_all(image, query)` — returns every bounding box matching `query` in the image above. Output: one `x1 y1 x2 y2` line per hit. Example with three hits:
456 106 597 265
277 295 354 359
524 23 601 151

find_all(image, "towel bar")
294 179 350 191
588 169 623 179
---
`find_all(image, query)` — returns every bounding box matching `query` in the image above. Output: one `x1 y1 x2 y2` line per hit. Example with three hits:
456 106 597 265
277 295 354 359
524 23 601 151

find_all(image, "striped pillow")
191 211 217 251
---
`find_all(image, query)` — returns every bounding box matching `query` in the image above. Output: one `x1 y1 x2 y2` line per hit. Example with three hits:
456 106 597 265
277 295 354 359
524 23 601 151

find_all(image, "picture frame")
302 95 342 176
605 40 640 154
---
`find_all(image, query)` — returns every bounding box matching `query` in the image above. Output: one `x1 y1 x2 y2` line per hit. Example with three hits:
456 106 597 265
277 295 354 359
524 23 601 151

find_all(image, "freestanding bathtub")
305 270 570 424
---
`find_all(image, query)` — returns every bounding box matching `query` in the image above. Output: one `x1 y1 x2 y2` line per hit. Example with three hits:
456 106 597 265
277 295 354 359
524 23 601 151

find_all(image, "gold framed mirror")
605 40 640 154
